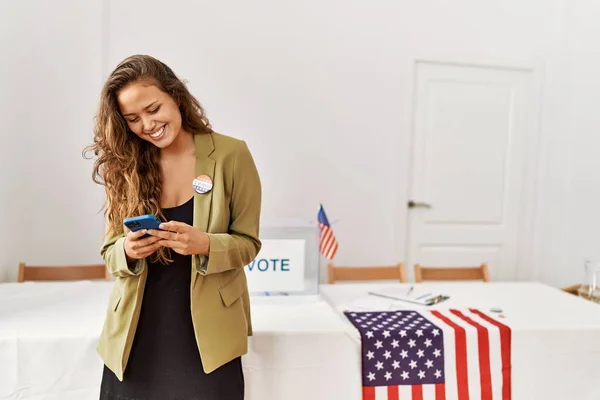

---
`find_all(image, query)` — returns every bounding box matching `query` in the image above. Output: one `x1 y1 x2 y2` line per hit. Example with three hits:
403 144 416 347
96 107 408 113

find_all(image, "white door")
406 61 537 281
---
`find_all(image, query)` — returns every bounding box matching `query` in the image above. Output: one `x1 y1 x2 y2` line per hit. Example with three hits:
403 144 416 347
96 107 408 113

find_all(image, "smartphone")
123 215 162 238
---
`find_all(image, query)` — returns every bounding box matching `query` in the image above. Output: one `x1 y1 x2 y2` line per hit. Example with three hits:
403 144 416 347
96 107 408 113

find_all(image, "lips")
148 125 166 140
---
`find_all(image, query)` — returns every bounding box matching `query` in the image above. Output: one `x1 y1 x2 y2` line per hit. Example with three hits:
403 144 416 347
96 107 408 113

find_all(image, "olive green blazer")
96 132 262 381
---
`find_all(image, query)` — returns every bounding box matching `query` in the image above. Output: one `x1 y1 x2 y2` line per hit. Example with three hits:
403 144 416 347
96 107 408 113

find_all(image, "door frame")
395 53 545 282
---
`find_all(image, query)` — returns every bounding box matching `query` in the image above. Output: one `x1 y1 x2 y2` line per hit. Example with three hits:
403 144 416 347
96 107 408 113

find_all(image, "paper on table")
368 287 447 306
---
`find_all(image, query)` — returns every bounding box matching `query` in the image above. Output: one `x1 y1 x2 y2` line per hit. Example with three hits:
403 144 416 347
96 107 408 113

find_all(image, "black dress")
99 197 245 400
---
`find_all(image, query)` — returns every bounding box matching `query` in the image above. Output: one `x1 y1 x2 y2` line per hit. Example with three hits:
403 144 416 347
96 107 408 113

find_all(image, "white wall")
558 0 600 286
0 0 105 281
0 0 598 287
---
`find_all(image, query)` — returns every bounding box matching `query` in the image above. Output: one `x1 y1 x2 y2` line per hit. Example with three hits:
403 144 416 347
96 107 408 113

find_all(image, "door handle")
408 200 432 209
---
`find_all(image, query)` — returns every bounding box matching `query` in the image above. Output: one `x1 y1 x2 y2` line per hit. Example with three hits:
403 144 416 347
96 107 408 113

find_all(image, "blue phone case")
123 215 162 237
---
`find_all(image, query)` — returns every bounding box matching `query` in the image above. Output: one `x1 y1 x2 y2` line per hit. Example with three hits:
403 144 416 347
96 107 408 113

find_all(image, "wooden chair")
17 262 111 282
327 262 407 284
561 284 581 296
413 263 490 283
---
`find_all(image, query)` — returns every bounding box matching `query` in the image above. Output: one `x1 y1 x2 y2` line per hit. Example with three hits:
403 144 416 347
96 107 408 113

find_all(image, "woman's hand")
124 229 162 262
147 221 210 256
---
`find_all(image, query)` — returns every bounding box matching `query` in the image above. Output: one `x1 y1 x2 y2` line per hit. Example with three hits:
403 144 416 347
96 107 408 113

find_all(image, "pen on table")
406 286 414 296
416 293 432 300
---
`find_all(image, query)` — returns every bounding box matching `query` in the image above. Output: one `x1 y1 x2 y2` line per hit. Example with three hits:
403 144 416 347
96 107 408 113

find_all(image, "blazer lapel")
193 133 216 233
192 133 215 288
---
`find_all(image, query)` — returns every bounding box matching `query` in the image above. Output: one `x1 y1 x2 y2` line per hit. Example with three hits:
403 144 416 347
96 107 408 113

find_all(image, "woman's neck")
160 129 195 159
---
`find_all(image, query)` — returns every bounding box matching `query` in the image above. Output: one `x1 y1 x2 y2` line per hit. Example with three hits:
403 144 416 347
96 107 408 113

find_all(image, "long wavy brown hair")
84 54 212 262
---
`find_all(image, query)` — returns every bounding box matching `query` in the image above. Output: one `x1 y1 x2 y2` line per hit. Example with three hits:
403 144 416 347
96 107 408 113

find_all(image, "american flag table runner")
344 309 511 400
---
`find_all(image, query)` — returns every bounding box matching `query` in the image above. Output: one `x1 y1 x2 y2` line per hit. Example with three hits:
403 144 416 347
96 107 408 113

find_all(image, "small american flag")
317 204 338 260
344 309 511 400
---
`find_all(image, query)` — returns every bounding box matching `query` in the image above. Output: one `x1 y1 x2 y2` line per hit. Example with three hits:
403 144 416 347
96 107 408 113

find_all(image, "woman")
85 54 261 399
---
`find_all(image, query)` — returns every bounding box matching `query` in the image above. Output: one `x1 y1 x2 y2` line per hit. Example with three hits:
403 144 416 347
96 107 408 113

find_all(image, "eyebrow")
123 101 158 117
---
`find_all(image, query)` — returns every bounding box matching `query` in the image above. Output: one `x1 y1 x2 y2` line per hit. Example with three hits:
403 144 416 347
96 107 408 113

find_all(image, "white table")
0 281 360 400
319 281 600 400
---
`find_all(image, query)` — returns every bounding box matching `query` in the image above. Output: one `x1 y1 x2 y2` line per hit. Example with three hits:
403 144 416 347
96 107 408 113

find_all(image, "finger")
136 242 162 257
146 229 178 241
158 221 190 233
139 245 162 258
158 239 182 249
137 250 156 259
128 229 149 240
135 234 162 247
138 238 163 250
129 237 159 252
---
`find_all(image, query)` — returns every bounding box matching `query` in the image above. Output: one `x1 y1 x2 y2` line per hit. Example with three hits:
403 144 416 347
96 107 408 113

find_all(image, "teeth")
150 125 165 139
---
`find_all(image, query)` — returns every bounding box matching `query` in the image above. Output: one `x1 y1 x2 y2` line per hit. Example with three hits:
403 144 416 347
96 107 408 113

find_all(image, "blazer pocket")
110 286 123 312
219 270 246 307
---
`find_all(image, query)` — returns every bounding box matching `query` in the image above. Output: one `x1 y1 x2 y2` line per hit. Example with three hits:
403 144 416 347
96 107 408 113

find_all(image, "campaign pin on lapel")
192 175 213 194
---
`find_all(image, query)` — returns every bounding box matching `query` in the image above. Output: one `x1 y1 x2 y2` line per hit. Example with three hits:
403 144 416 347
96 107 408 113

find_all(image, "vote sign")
244 239 305 292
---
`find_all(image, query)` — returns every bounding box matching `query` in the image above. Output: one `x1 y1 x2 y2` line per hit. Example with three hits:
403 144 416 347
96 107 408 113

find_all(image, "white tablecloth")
4 281 600 400
319 281 600 400
0 281 360 400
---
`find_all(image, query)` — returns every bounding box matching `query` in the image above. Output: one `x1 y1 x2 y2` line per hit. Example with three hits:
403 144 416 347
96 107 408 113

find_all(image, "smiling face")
117 81 183 148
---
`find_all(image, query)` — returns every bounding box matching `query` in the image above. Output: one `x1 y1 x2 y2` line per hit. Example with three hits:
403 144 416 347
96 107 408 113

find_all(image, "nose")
142 116 155 132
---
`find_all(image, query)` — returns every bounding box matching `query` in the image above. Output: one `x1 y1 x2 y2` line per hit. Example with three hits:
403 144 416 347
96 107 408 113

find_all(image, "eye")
127 117 139 123
149 106 161 114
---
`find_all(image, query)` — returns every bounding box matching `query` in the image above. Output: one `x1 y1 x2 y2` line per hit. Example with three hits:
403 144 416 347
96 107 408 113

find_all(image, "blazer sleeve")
101 230 147 277
196 140 262 275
